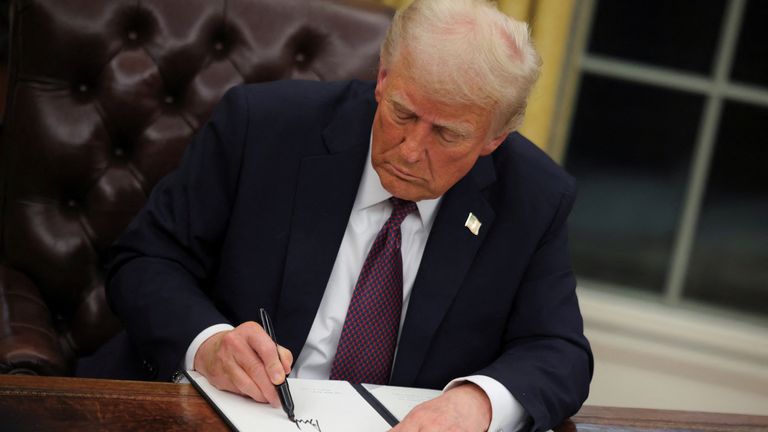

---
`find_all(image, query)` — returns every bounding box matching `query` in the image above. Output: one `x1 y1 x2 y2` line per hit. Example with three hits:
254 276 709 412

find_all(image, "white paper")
187 371 392 432
362 383 442 421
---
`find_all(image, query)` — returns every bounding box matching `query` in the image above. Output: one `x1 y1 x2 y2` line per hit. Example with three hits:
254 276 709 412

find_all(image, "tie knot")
388 197 418 226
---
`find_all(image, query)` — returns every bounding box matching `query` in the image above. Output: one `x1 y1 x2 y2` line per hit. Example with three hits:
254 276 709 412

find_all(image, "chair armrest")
0 264 68 375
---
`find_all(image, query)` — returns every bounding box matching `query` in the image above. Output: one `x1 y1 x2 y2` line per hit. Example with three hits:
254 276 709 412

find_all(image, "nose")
399 120 430 164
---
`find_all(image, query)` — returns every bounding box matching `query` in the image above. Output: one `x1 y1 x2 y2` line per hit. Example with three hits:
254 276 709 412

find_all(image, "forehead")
383 68 493 133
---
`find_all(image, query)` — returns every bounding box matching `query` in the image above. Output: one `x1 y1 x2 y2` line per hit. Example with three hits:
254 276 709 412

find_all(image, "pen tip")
289 414 296 422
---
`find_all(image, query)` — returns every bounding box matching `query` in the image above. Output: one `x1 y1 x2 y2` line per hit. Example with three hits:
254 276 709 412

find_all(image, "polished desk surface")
0 374 766 431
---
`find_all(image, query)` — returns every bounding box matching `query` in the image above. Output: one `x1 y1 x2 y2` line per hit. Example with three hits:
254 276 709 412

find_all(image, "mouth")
386 163 421 182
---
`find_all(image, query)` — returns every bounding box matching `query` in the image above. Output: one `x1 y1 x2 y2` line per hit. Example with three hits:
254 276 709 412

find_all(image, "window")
563 0 768 319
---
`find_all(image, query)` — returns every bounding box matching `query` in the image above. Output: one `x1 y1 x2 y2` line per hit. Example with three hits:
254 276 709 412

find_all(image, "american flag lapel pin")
464 212 481 236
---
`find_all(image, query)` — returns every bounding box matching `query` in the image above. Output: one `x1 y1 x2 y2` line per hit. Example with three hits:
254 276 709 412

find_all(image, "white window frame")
556 0 768 414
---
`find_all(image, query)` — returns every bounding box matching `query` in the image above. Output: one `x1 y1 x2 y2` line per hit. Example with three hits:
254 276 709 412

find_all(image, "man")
105 0 592 430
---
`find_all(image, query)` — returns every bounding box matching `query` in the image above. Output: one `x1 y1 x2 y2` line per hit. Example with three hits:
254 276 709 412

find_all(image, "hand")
390 382 492 432
193 321 293 407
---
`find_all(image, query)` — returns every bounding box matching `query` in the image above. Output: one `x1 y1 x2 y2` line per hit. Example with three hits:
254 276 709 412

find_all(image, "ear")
479 131 509 156
374 64 388 103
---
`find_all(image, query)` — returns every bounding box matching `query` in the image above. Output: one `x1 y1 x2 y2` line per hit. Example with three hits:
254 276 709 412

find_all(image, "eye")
437 127 463 144
389 101 416 124
393 108 414 123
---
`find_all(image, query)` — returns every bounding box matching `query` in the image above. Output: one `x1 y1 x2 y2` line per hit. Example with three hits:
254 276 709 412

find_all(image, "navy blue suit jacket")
107 80 592 431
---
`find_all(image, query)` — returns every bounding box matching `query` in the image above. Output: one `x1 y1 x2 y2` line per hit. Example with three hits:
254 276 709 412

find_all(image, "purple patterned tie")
329 197 418 384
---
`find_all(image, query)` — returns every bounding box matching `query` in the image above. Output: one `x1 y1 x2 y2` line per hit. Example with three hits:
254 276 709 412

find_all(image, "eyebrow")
391 99 414 115
387 95 473 138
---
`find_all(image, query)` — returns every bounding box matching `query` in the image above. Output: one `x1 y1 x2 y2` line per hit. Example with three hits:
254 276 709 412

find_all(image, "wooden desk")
1 375 766 431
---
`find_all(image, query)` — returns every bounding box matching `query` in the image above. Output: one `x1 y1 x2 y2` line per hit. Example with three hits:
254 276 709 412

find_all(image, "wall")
580 286 768 415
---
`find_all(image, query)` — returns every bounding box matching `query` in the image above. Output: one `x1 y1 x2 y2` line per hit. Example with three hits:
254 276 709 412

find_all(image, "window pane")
565 74 704 292
731 0 768 87
589 0 726 74
684 101 768 315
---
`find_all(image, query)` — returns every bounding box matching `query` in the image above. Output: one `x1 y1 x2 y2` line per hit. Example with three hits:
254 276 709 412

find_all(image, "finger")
233 350 282 407
213 333 267 402
389 421 417 432
277 345 293 373
395 407 430 432
244 326 286 385
228 335 282 407
222 358 268 403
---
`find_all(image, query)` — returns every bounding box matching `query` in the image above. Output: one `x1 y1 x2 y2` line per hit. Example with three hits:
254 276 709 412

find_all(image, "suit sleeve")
105 85 250 380
477 189 594 431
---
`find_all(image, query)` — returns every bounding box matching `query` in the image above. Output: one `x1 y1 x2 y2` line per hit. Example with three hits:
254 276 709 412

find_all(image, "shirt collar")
353 135 442 229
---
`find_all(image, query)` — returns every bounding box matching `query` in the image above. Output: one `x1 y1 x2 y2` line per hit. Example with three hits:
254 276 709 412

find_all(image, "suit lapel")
276 85 376 357
390 156 497 386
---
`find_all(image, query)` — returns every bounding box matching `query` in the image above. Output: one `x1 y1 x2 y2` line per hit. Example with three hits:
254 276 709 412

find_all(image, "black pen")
259 308 296 422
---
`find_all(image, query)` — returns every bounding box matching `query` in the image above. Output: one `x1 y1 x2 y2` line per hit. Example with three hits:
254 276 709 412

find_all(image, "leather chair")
0 0 392 376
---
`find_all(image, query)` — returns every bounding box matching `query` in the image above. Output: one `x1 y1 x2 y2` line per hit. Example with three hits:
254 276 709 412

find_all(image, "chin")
390 186 435 202
378 170 438 201
381 179 418 201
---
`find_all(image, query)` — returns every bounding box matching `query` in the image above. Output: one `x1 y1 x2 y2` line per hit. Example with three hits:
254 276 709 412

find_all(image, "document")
362 383 444 422
186 371 441 432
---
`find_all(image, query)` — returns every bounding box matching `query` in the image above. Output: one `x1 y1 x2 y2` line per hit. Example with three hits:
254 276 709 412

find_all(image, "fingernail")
272 371 283 384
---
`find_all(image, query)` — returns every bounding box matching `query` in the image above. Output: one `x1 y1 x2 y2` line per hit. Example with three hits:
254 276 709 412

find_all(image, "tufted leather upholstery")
0 0 392 376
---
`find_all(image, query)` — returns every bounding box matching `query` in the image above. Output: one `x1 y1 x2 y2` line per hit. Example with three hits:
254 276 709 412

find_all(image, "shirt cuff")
184 323 236 370
444 375 528 432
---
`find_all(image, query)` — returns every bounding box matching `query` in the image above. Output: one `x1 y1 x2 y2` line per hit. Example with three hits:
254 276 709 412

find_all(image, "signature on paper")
294 417 322 432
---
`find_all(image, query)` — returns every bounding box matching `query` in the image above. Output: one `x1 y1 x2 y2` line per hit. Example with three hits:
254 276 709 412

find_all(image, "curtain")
374 0 576 158
500 0 576 158
377 0 413 8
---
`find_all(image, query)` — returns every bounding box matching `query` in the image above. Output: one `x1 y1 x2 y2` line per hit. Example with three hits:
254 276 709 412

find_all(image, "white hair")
380 0 541 134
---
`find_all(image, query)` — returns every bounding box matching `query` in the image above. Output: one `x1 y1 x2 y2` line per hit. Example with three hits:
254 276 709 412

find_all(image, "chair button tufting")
294 52 306 63
127 30 138 41
213 41 224 51
114 147 125 157
164 95 174 104
67 199 77 208
78 84 88 93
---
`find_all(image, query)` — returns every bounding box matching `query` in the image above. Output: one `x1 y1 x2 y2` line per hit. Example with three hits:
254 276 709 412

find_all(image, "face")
371 61 508 201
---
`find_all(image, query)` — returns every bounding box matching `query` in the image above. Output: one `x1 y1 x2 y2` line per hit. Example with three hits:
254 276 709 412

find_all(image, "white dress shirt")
185 142 527 431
